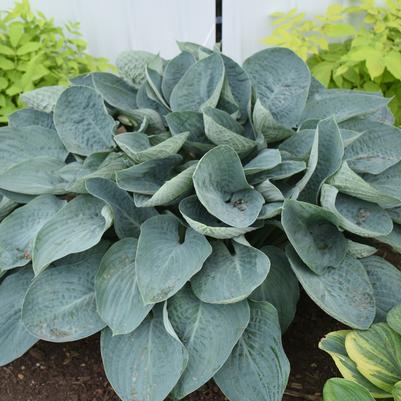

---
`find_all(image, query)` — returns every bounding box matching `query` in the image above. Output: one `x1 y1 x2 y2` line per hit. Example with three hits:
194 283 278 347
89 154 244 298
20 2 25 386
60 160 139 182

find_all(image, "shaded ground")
0 293 341 401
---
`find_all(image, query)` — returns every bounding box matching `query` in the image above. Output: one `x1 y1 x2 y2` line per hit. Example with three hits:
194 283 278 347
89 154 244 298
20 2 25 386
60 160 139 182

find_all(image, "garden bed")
0 293 341 401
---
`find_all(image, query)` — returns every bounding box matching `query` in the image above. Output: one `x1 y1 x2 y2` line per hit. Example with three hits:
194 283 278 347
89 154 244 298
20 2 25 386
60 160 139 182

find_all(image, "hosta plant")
1 42 401 401
320 301 401 400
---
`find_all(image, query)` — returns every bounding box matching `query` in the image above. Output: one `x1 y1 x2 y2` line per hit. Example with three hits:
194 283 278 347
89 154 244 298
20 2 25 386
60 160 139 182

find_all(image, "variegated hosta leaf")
203 107 256 156
22 243 109 342
299 117 344 203
136 214 212 304
0 195 66 270
162 51 196 103
345 323 401 393
54 86 116 156
0 268 38 366
170 53 225 112
214 301 290 401
323 378 376 401
86 178 156 238
92 72 137 112
301 91 390 123
193 145 264 228
8 108 54 129
96 238 152 335
0 156 67 195
341 119 401 175
191 240 270 304
32 195 113 275
244 149 282 175
287 245 375 329
243 47 311 127
321 184 393 237
168 286 250 399
360 256 401 322
179 195 260 239
133 164 196 207
114 131 188 164
319 330 390 398
388 304 401 335
328 161 401 208
250 246 299 332
282 200 347 275
101 304 188 401
116 155 182 194
0 126 67 174
20 85 65 113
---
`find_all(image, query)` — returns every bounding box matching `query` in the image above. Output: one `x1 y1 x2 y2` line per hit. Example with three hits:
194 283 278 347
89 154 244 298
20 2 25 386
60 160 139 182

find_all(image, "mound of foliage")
265 1 401 124
321 299 401 400
0 41 401 401
0 0 112 124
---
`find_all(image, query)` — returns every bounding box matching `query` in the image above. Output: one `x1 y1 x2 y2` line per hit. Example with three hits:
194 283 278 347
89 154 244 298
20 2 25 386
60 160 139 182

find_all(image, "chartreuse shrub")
0 0 112 124
265 1 401 124
0 41 401 401
320 300 401 400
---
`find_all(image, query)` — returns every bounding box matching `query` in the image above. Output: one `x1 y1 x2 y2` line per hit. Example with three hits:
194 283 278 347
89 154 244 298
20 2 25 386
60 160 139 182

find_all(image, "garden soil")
0 293 342 401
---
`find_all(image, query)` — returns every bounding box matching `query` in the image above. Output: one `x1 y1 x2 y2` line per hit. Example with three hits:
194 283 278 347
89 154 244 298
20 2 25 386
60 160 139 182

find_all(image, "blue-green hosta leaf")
244 47 311 127
252 160 306 184
347 241 377 259
134 164 196 207
146 67 170 110
179 195 260 239
299 117 344 203
323 378 376 401
0 189 34 204
168 286 250 399
101 304 188 401
345 323 401 393
0 195 66 270
32 195 113 275
341 120 401 174
116 50 161 89
0 126 67 174
0 268 37 366
250 246 299 332
116 155 182 194
70 73 96 88
54 86 116 156
214 301 290 401
0 157 67 195
137 81 169 116
244 149 282 175
92 72 137 112
328 162 401 208
301 91 390 123
86 178 157 238
257 202 283 219
20 85 65 113
115 132 188 164
203 107 256 156
388 304 401 335
388 207 401 224
162 52 196 102
360 256 401 322
121 108 164 133
8 108 54 129
96 238 152 335
191 240 269 304
0 196 17 221
193 145 264 228
170 53 225 112
376 224 401 253
320 184 393 237
136 214 212 304
256 179 284 202
22 243 109 342
282 200 346 274
287 246 375 329
319 330 391 398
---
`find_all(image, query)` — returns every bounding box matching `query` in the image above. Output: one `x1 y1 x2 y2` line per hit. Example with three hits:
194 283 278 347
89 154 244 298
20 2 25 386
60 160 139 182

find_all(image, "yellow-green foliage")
0 0 113 123
265 0 401 124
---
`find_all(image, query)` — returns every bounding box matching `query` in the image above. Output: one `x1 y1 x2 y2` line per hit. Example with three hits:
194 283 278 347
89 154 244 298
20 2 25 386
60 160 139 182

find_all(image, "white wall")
0 0 216 62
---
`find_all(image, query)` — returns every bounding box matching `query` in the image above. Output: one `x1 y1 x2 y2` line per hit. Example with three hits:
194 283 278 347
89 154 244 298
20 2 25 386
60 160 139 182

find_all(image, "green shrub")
265 1 401 124
0 42 401 401
0 0 112 123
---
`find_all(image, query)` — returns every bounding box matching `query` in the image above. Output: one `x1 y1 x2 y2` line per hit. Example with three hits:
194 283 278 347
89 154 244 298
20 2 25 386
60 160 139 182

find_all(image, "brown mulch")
0 292 341 401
